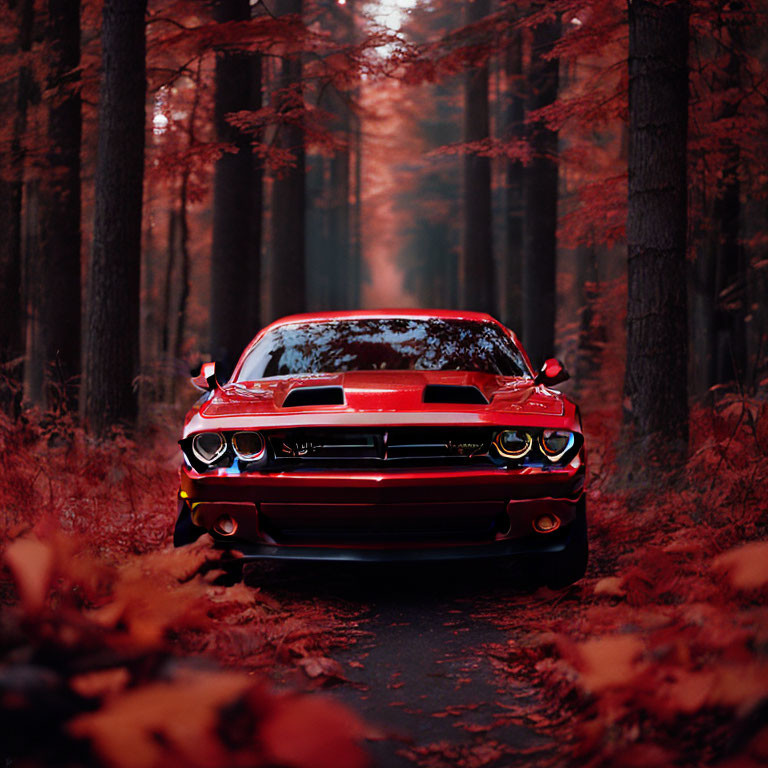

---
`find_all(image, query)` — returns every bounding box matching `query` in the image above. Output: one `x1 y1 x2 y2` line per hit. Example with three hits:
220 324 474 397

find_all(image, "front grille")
259 500 506 544
266 427 497 469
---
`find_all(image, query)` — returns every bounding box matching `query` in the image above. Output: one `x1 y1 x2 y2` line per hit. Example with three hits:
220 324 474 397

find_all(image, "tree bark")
0 0 35 369
83 0 146 434
270 0 306 320
35 0 81 410
712 18 746 387
462 0 494 314
522 10 560 367
210 0 257 375
503 28 524 332
624 0 689 453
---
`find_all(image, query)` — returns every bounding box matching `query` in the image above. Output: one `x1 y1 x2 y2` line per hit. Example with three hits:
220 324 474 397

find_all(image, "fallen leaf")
593 576 626 597
713 541 768 590
261 694 370 768
4 538 54 614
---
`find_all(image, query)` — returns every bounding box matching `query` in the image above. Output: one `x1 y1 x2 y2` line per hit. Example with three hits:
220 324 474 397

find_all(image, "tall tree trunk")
35 0 81 411
351 108 363 308
624 0 689 454
210 0 255 375
249 53 263 334
270 0 306 320
83 0 146 434
712 19 745 387
0 0 35 371
522 11 560 366
575 239 605 391
160 205 177 400
713 146 744 386
327 0 355 309
462 0 494 314
504 28 524 332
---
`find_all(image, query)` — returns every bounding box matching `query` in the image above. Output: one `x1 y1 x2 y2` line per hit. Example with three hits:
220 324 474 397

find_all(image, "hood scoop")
422 384 488 405
282 386 345 408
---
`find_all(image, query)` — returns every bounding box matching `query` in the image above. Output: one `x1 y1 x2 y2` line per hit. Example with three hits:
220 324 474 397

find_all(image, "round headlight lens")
540 430 575 461
191 432 226 464
232 431 265 461
496 430 533 459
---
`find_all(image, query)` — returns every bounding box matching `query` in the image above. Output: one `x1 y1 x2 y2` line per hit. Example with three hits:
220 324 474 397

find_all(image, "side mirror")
191 361 218 392
535 358 570 387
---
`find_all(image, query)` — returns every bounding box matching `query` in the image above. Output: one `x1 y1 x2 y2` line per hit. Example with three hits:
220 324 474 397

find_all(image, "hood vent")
282 386 345 408
422 385 488 405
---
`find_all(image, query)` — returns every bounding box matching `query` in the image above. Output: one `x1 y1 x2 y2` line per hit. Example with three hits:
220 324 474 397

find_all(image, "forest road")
247 560 555 768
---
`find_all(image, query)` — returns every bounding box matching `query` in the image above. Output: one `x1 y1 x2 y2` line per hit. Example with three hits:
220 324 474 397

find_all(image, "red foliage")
475 397 768 766
0 413 373 767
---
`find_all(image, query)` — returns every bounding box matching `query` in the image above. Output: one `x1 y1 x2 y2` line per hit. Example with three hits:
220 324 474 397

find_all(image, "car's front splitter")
213 528 574 563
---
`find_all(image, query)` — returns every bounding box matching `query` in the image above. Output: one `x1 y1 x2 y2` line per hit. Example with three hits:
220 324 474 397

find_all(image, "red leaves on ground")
713 541 768 591
0 443 370 768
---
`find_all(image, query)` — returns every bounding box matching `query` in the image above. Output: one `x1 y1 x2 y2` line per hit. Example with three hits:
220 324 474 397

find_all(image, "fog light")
214 514 238 537
533 514 561 533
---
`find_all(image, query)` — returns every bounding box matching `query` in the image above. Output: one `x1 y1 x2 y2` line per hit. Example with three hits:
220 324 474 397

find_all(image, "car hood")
199 371 564 419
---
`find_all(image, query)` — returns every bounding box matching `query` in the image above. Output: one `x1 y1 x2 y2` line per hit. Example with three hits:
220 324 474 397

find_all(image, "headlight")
540 429 575 461
495 429 532 459
232 431 265 461
191 432 226 464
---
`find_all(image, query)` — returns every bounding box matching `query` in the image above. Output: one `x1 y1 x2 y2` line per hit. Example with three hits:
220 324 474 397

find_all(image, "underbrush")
479 394 768 767
0 413 372 767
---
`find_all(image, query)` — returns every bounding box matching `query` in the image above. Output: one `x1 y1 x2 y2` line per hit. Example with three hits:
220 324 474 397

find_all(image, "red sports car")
174 310 588 587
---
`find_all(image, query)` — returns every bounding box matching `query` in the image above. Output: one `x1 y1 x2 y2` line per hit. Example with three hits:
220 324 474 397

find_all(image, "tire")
539 499 589 589
173 498 204 547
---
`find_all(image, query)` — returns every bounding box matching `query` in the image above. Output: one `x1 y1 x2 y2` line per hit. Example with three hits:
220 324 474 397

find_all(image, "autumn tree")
307 0 357 311
31 0 81 409
270 0 306 320
624 0 689 453
210 0 260 374
83 0 147 434
522 9 560 367
462 0 494 314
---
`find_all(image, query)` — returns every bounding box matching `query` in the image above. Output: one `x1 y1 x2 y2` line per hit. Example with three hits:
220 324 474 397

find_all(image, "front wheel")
538 500 588 589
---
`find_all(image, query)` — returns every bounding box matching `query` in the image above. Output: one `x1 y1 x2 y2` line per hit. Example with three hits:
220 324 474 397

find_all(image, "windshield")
236 318 530 380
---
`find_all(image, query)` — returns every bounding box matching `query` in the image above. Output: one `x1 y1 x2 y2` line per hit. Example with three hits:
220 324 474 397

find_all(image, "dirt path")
247 561 554 767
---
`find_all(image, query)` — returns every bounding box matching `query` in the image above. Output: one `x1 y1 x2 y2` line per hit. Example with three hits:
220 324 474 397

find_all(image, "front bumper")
178 462 585 557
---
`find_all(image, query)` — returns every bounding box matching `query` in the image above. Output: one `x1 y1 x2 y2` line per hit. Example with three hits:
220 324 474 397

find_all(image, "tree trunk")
712 19 746 387
624 0 689 453
0 0 35 370
462 0 494 314
210 0 256 375
249 53 263 334
351 107 363 308
522 11 560 367
35 0 81 410
504 28 524 333
83 0 147 435
270 0 306 320
575 239 605 391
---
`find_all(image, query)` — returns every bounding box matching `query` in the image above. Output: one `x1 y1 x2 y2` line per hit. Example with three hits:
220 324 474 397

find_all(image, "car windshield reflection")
236 318 530 380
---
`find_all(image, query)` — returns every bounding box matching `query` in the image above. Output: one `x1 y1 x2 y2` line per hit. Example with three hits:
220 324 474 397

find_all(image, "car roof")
262 309 503 330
